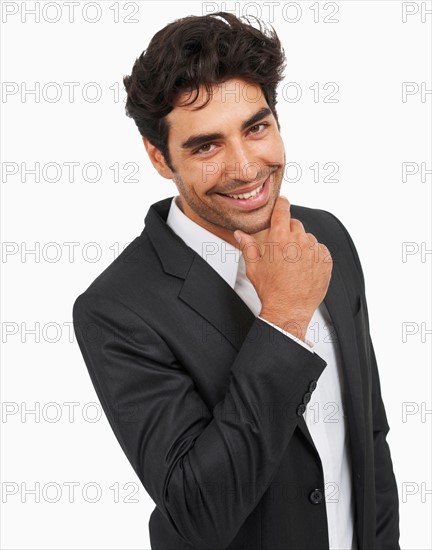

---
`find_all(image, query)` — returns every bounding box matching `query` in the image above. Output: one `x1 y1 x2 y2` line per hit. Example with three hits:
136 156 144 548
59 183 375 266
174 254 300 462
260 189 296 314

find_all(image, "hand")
233 196 333 341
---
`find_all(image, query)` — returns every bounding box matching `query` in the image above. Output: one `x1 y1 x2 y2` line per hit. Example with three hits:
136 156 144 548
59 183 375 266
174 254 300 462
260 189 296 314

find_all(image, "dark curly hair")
123 12 286 171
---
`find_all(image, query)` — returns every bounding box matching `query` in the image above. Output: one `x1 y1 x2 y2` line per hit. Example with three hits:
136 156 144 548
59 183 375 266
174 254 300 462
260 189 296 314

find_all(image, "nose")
222 140 260 184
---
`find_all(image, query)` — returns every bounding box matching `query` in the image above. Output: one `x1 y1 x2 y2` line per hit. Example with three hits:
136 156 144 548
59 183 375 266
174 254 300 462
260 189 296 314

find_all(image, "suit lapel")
179 253 256 348
299 213 367 534
300 216 367 481
323 265 366 465
144 197 366 475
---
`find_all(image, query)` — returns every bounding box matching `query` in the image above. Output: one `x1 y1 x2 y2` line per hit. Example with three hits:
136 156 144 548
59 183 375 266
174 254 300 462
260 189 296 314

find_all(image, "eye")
192 143 216 155
248 122 269 134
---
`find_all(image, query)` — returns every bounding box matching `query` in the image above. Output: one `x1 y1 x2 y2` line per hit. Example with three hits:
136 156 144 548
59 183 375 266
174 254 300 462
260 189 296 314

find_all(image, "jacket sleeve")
325 212 400 550
72 292 327 549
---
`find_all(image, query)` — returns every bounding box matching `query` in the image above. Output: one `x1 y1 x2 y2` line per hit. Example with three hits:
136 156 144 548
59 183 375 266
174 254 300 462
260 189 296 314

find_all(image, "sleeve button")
296 404 307 416
308 380 317 392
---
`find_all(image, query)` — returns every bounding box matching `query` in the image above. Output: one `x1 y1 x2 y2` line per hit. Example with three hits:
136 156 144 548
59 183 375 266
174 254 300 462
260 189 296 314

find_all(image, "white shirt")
166 196 357 550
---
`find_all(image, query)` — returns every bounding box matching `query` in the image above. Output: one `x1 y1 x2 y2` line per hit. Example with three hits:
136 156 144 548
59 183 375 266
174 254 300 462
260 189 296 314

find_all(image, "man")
72 12 400 550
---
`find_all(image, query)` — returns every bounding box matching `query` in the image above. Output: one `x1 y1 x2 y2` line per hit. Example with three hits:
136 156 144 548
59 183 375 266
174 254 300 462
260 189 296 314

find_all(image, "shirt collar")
166 196 242 290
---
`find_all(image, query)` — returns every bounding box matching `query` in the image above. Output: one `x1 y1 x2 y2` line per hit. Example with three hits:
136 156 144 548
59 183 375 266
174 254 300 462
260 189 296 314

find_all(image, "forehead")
166 78 269 135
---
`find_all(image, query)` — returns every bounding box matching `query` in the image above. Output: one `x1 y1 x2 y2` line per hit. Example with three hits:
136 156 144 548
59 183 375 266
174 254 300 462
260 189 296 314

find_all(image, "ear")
142 137 174 179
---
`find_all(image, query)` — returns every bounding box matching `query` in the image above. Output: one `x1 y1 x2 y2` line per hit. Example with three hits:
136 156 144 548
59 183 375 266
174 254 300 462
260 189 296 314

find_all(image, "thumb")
233 229 250 245
233 230 261 261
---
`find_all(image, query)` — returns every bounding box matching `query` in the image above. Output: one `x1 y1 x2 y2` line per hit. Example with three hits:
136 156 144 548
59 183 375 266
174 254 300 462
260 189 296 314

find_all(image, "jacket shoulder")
72 232 161 314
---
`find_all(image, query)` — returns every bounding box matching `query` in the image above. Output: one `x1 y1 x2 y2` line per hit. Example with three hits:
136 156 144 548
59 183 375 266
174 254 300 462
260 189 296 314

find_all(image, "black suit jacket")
72 197 400 550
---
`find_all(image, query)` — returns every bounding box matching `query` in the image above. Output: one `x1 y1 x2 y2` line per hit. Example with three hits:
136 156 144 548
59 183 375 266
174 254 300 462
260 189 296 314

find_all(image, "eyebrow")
180 107 273 150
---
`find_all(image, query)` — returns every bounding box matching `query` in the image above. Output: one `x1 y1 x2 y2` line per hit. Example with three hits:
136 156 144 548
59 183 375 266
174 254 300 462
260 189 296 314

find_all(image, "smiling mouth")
215 174 272 210
219 181 265 200
217 171 274 198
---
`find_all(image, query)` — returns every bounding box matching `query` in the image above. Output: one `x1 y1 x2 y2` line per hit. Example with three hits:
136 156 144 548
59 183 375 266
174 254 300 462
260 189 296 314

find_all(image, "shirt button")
303 392 312 404
296 404 306 416
309 489 324 504
308 380 317 392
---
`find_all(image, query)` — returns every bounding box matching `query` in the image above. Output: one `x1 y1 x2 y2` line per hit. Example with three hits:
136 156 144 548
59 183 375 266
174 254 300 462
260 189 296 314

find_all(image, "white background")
1 1 431 548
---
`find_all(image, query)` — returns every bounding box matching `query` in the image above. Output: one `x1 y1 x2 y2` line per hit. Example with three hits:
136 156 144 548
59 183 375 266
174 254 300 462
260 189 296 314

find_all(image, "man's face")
161 78 286 246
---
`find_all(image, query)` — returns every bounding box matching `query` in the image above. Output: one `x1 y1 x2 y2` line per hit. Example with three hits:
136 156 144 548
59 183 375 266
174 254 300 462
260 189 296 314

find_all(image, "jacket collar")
143 196 196 279
143 196 256 346
166 195 241 290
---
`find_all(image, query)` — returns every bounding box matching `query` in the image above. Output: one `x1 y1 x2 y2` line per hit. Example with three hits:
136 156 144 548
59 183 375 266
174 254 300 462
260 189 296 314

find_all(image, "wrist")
259 308 311 342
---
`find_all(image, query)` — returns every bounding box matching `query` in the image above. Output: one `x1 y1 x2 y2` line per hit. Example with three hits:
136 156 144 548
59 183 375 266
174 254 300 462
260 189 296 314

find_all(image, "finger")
270 195 291 231
290 218 305 233
305 232 318 244
233 230 262 262
319 242 332 262
319 242 329 253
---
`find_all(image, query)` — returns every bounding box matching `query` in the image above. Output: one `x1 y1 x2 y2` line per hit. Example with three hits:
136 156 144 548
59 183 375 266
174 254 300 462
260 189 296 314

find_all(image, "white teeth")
225 182 264 200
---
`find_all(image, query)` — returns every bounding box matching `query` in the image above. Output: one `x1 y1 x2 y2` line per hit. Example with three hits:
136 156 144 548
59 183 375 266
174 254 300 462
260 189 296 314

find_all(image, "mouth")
216 175 271 211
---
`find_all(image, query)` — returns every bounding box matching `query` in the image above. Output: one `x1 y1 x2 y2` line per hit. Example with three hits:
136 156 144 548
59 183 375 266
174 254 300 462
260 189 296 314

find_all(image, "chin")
237 215 271 235
249 222 271 235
